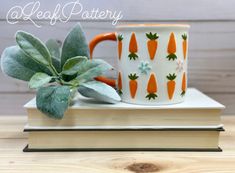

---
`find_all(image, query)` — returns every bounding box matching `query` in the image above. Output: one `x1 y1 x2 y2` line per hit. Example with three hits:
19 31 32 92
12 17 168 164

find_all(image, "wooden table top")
0 116 234 173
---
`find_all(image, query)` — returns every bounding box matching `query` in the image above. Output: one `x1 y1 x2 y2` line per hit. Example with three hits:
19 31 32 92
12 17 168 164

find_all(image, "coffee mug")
90 24 190 105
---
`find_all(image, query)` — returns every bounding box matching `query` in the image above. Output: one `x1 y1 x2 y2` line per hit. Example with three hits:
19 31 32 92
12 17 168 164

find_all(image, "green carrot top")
146 32 159 40
182 33 187 40
118 34 123 41
166 73 177 81
128 73 139 80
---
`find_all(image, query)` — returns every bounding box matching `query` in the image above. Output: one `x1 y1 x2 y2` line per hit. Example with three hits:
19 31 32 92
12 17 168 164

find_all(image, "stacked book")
23 88 225 152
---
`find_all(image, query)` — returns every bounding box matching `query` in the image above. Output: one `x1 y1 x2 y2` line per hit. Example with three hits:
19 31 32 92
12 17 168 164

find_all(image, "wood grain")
0 116 234 173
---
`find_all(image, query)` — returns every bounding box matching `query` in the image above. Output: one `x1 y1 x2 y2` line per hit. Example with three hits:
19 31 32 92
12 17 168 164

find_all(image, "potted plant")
0 23 120 119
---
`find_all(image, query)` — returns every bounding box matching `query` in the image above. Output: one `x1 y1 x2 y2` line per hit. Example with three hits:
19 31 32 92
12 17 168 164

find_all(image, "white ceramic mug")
90 24 190 105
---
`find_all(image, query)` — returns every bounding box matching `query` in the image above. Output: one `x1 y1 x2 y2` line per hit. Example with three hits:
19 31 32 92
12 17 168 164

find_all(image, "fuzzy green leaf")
1 46 51 81
36 86 70 119
16 31 52 66
61 73 78 82
62 56 88 75
61 23 89 67
29 72 52 89
46 39 61 60
78 81 121 103
46 39 61 72
76 59 112 83
51 57 61 73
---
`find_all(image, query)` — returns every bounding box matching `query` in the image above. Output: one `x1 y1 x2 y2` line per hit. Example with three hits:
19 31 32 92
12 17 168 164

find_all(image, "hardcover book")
24 88 224 151
25 88 225 127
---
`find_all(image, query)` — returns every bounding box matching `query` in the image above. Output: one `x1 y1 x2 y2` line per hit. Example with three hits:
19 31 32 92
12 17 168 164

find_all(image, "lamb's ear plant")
1 23 121 119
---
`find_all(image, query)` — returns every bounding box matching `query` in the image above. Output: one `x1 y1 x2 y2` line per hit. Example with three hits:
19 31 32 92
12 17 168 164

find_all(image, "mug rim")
116 23 190 28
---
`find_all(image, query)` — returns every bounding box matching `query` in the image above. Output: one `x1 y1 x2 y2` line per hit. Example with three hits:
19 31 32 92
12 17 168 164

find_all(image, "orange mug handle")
89 32 117 87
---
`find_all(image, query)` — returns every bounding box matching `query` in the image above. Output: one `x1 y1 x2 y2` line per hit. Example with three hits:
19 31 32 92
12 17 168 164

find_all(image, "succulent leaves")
0 23 120 119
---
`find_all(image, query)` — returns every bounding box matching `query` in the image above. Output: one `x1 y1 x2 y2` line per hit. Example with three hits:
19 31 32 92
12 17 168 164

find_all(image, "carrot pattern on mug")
182 33 187 60
181 72 186 96
166 73 177 100
89 24 189 104
146 32 159 60
146 73 158 100
117 72 123 95
166 32 177 61
128 73 138 98
128 33 138 60
117 34 123 60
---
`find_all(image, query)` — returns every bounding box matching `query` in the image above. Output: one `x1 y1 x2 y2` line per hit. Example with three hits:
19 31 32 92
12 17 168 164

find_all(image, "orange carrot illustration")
117 72 122 95
118 34 123 60
128 33 138 60
182 34 187 60
181 72 186 96
166 73 177 100
166 32 177 61
146 73 158 100
128 73 138 98
146 32 159 60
